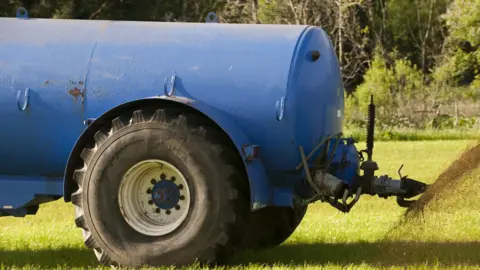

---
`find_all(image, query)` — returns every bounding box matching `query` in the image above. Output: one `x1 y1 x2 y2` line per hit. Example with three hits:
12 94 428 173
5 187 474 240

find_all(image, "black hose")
366 95 375 161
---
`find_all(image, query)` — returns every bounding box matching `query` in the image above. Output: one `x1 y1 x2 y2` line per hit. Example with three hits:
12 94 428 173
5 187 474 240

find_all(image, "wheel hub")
118 159 191 236
151 179 180 210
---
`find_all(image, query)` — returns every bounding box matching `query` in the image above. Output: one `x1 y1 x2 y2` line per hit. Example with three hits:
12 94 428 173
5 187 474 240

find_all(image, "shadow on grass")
231 241 480 267
0 248 97 268
1 241 479 268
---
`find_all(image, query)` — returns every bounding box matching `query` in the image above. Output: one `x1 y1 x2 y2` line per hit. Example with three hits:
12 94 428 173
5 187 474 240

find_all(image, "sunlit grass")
0 140 479 269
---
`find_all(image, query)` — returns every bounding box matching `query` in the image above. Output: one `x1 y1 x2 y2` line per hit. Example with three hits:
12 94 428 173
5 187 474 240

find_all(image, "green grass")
344 127 480 141
1 140 479 269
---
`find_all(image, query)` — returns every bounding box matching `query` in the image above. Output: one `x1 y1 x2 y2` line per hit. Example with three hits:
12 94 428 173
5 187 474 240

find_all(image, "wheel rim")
118 159 191 236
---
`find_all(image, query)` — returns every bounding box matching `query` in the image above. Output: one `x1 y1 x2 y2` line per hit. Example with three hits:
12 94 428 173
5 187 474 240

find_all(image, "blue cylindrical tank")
0 17 345 188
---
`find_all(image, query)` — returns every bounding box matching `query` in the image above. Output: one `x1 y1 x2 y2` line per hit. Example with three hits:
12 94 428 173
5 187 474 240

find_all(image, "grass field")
1 140 479 270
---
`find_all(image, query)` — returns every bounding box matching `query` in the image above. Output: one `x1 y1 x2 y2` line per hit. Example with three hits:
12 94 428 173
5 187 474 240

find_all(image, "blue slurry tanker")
0 8 428 268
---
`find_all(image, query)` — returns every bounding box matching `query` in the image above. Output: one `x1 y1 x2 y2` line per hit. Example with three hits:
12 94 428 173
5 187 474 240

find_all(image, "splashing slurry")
406 142 480 218
378 141 480 267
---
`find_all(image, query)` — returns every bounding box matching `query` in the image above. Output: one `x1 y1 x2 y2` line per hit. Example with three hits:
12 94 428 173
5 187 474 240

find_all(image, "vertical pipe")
366 95 375 161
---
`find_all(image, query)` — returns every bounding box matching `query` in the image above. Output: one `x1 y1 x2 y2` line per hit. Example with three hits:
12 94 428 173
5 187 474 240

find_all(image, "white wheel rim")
118 159 191 236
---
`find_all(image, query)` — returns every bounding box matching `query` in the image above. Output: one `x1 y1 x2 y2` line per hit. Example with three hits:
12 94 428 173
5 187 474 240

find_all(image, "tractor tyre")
70 107 249 267
240 197 307 249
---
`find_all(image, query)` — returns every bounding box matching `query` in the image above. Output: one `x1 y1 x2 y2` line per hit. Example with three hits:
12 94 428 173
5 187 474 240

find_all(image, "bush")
352 49 426 128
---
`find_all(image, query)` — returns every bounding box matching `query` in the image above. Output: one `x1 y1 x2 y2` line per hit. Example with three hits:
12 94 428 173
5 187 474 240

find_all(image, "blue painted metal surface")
0 13 349 210
328 138 360 186
0 175 63 210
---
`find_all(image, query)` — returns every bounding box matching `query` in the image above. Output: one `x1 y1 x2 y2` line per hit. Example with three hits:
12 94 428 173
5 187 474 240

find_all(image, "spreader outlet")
298 95 428 213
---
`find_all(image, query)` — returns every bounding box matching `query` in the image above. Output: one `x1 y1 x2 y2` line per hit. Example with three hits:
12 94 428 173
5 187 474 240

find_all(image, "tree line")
1 0 479 129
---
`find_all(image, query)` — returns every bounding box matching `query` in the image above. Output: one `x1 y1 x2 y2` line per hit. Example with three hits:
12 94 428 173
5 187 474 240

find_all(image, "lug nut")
148 200 154 205
166 210 171 215
146 188 152 194
160 173 166 180
178 184 184 190
155 208 161 213
175 205 180 210
171 176 176 182
180 195 185 200
150 179 156 185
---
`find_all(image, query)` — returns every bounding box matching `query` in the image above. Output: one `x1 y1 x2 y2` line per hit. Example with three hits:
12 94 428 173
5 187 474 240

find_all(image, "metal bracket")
341 187 362 211
398 164 408 179
83 118 96 126
16 7 29 19
241 145 260 161
205 12 219 23
16 88 30 111
163 72 177 97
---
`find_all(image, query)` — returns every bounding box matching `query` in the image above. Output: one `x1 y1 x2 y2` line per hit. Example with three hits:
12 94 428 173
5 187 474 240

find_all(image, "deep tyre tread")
72 107 249 268
84 232 99 249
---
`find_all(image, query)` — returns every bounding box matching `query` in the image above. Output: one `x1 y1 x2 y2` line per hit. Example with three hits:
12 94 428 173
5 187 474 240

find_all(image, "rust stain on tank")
69 87 84 98
79 81 84 86
44 80 49 85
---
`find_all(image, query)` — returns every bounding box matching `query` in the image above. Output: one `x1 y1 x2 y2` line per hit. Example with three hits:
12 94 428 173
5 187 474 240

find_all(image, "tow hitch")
299 95 428 213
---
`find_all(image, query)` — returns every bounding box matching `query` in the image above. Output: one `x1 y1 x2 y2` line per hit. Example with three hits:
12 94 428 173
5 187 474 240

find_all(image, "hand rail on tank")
16 7 29 19
205 12 219 23
16 88 30 111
